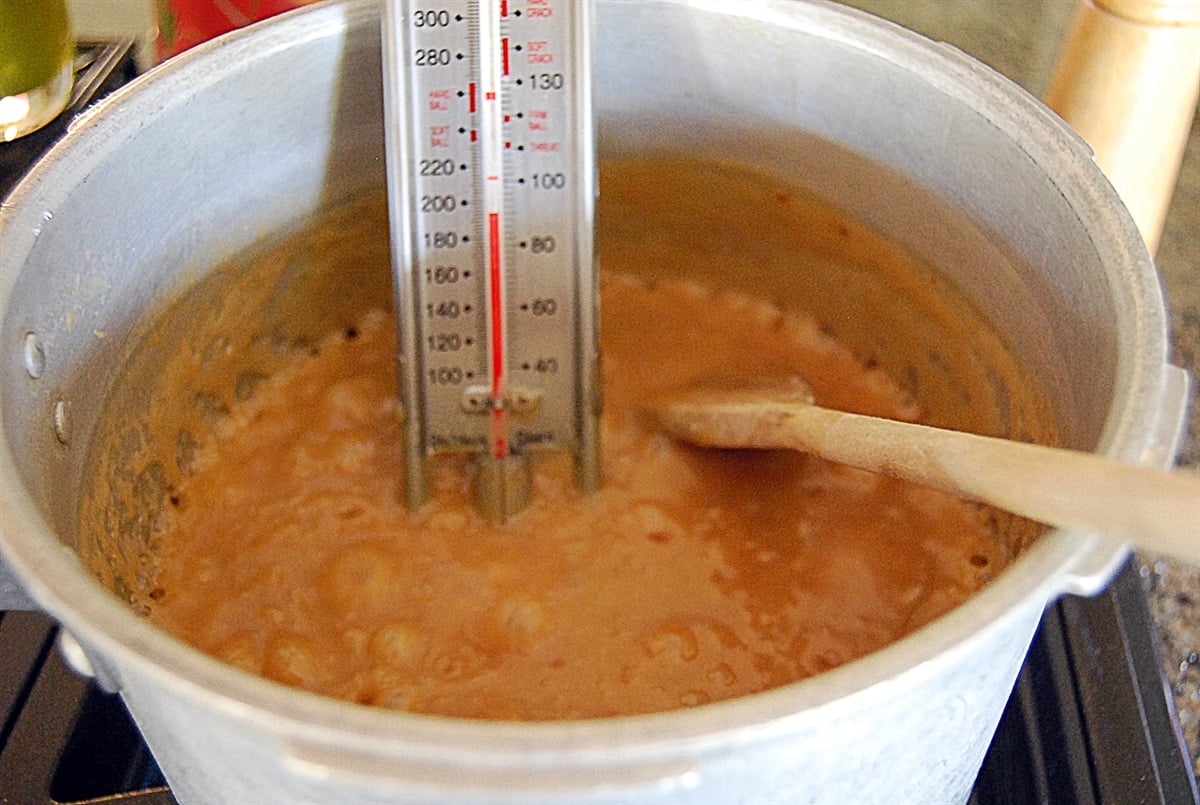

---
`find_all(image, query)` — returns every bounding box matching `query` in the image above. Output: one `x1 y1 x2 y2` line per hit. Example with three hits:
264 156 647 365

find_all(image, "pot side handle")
1056 363 1193 596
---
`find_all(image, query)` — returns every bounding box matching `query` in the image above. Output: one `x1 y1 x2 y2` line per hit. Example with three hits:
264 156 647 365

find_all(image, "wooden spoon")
656 384 1200 565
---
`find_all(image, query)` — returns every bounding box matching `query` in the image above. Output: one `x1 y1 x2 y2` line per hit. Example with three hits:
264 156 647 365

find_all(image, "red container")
155 0 316 61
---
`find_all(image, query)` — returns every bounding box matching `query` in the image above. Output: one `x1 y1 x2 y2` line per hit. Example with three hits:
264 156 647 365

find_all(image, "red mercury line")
479 0 508 463
488 211 507 459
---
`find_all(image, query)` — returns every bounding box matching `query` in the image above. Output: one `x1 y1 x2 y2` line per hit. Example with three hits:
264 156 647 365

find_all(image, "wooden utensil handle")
663 396 1200 564
1045 0 1200 254
775 405 1200 565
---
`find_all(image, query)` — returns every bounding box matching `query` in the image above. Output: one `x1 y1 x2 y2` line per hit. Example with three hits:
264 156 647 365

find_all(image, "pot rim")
0 0 1175 761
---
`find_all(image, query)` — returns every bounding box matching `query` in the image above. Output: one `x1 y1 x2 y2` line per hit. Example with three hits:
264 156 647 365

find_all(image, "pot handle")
56 628 124 692
1056 363 1192 596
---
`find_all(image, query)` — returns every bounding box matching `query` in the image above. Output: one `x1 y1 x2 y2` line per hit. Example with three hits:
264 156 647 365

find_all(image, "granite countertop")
841 0 1200 779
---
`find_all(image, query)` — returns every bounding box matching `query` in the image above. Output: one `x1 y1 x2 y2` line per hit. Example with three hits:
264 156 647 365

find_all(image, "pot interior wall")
73 144 1057 612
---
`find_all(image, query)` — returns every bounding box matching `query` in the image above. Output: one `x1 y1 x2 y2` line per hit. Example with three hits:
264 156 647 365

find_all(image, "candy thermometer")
382 0 599 522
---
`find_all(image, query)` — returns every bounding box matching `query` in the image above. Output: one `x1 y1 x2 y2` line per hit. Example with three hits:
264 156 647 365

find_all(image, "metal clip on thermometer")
383 0 600 522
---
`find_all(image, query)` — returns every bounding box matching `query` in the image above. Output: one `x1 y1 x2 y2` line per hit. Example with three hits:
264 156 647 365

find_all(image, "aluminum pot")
0 1 1187 802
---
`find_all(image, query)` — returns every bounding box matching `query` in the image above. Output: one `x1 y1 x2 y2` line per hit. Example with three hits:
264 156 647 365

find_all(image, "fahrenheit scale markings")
383 0 599 522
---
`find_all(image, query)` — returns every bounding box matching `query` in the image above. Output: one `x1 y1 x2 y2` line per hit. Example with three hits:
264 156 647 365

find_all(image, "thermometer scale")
383 0 599 521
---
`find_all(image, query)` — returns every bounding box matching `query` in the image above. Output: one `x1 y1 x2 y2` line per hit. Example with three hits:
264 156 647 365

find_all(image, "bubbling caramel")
144 274 1002 720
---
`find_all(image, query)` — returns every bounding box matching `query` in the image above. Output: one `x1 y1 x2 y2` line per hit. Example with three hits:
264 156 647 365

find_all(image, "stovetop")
1 38 1197 805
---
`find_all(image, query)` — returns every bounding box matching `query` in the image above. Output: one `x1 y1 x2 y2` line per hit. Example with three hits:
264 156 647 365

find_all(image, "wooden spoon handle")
1045 0 1200 253
661 398 1200 564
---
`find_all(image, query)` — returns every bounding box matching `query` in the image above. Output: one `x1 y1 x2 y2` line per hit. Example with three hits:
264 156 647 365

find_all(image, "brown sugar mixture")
144 273 1002 720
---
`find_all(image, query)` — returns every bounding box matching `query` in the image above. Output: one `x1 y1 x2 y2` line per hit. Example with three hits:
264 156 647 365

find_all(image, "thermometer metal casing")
383 0 599 519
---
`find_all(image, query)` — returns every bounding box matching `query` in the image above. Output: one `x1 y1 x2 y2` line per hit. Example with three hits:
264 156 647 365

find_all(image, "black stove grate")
969 559 1198 805
0 610 172 804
